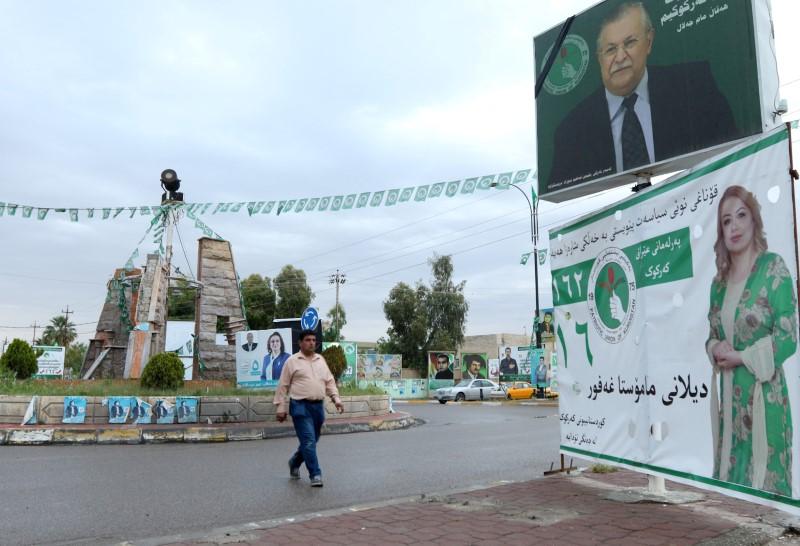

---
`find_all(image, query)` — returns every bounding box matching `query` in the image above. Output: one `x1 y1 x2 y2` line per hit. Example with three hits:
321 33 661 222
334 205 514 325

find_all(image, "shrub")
140 352 185 390
322 344 347 382
0 339 39 379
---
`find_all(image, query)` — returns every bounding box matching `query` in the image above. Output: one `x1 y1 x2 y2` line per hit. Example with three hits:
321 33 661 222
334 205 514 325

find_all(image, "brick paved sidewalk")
146 469 800 546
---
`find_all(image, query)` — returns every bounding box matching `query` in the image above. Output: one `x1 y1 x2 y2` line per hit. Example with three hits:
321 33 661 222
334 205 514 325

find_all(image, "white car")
435 379 500 403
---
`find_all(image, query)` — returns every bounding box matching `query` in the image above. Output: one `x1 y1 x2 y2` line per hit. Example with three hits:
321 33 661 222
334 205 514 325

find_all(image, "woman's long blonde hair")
713 185 767 282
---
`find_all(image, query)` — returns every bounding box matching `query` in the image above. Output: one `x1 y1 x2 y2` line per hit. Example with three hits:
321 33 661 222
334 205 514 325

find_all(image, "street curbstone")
8 429 54 445
142 430 184 443
97 429 141 444
227 428 264 441
184 428 226 442
262 426 296 440
53 429 97 444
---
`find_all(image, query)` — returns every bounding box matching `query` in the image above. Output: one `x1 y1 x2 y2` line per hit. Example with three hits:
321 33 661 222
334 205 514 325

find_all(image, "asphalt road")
0 402 559 545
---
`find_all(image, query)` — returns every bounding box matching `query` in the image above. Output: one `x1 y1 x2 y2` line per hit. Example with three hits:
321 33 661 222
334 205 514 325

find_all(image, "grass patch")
590 463 618 474
0 377 386 397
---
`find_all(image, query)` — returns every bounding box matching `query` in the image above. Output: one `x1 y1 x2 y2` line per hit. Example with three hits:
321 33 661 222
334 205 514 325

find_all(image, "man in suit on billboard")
548 1 737 189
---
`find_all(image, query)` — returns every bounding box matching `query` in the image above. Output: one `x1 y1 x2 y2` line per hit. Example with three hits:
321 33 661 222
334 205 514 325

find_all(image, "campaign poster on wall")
107 396 132 424
153 399 175 424
322 341 358 383
132 397 151 424
236 328 292 388
62 396 86 424
498 346 531 382
552 124 800 512
360 354 402 380
165 320 195 380
176 396 199 424
428 351 456 390
33 345 64 378
535 0 778 201
461 353 488 380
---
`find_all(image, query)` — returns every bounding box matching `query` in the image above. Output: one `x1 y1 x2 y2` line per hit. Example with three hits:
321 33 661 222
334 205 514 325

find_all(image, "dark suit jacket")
241 342 258 352
434 369 454 380
548 62 738 190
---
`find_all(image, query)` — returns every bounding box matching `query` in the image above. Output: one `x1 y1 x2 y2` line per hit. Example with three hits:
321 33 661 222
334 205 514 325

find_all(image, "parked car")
435 379 500 403
505 381 535 400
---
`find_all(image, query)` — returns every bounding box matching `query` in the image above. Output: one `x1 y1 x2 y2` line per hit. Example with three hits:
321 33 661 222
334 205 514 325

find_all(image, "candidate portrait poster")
428 351 456 390
552 124 800 512
461 353 488 380
361 354 402 381
498 346 531 382
535 0 777 201
62 396 86 424
236 328 292 388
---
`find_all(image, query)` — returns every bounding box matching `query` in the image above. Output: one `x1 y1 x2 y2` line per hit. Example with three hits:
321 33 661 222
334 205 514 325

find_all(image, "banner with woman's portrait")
235 328 292 388
552 124 800 513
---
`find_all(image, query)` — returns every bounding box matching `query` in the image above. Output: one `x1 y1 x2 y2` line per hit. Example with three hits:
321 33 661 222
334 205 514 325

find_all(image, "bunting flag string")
0 169 533 222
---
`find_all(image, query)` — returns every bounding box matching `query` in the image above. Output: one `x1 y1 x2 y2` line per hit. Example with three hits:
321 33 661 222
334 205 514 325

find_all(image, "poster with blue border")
62 396 87 424
153 399 175 424
107 397 132 423
176 397 198 423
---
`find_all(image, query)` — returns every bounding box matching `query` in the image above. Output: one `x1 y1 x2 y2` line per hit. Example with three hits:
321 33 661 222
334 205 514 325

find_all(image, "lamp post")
328 270 346 341
491 181 541 349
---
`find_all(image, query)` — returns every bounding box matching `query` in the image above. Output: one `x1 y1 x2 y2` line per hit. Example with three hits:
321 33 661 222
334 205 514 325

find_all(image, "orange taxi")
505 381 535 400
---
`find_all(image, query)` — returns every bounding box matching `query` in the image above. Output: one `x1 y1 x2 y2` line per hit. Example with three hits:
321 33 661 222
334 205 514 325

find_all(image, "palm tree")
42 315 77 349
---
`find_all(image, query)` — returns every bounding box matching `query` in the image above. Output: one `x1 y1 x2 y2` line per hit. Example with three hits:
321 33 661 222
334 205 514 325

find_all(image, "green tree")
381 254 468 374
274 265 314 319
168 279 197 320
240 274 277 330
41 315 77 349
323 303 347 342
65 342 88 377
0 339 39 379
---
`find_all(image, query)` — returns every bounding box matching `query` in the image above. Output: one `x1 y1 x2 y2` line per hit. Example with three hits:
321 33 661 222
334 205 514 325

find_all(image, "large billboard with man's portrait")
552 124 800 513
535 0 779 202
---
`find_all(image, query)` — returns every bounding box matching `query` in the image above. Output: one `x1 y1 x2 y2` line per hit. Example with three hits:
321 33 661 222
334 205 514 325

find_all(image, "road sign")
300 307 319 331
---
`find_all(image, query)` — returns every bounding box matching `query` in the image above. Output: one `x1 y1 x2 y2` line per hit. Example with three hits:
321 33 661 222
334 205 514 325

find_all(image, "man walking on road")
275 329 344 487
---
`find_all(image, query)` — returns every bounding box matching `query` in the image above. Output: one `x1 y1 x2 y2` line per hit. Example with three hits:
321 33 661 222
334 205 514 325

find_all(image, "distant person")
261 331 291 381
275 330 344 487
433 354 454 380
499 347 519 376
463 355 486 380
548 1 736 188
241 332 258 352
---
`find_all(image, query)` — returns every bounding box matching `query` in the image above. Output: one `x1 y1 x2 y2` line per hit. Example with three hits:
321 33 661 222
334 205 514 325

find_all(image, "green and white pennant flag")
37 208 49 220
69 209 79 222
7 204 18 216
385 189 400 206
461 178 478 194
87 208 95 218
306 197 319 211
477 175 496 190
342 194 356 209
414 185 429 202
139 206 151 215
318 197 331 211
114 207 125 218
22 206 33 218
445 180 460 197
356 192 370 208
370 191 385 207
294 198 308 212
262 201 275 214
102 208 111 219
495 172 513 190
331 196 344 211
512 169 531 185
428 182 445 198
399 187 414 203
520 252 531 265
538 250 548 266
230 202 245 213
0 202 5 217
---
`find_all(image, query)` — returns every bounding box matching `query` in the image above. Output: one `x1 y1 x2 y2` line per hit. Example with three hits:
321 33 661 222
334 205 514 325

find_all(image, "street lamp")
491 180 541 349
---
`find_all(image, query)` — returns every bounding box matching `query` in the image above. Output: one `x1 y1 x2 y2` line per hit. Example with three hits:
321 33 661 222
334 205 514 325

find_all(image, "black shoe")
289 460 300 479
310 476 323 487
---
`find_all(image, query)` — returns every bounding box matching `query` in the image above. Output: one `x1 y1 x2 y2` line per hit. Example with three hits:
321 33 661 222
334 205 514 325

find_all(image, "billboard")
323 341 358 383
358 354 402 381
535 0 778 202
33 345 64 378
461 353 488 380
428 351 456 390
498 345 532 382
552 124 799 512
235 328 293 388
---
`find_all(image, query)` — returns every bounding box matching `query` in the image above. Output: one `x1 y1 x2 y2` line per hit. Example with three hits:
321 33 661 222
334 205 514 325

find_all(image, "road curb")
0 414 424 446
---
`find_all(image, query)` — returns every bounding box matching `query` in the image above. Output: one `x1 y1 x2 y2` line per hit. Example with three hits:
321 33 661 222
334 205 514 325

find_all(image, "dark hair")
465 354 486 367
299 329 317 341
268 331 286 353
436 353 449 362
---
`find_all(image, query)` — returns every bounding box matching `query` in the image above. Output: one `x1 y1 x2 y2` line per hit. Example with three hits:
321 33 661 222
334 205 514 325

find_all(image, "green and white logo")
587 247 636 344
540 34 590 96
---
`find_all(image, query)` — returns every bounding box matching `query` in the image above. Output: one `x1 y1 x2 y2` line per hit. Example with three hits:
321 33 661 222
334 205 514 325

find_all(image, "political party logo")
587 247 636 344
541 34 590 96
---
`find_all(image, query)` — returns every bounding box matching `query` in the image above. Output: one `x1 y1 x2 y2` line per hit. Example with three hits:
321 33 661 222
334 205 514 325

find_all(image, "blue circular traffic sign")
301 307 319 330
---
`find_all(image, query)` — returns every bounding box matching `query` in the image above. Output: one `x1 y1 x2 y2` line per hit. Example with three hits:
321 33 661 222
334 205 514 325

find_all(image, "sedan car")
435 379 500 403
505 381 535 400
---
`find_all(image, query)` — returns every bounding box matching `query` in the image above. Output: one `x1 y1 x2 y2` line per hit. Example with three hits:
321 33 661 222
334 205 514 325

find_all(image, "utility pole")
31 321 39 345
61 305 73 322
1 337 7 356
328 270 346 341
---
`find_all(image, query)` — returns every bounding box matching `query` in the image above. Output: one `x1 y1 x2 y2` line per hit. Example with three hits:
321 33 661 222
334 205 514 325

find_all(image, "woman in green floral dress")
706 185 797 496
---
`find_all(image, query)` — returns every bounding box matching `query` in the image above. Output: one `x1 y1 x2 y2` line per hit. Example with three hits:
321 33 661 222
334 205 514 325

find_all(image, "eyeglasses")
599 36 641 59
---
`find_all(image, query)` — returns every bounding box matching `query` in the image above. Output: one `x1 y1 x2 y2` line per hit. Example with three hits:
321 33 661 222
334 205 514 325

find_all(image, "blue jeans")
289 399 325 478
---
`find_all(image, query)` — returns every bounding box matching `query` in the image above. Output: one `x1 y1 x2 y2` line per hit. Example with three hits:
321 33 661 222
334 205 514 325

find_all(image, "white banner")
552 125 800 512
33 345 64 378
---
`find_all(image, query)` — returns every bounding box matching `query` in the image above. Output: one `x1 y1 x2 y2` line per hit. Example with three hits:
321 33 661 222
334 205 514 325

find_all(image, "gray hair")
597 2 654 50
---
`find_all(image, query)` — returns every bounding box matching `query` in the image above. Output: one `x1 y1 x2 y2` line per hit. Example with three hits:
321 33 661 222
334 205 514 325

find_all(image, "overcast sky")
1 0 798 348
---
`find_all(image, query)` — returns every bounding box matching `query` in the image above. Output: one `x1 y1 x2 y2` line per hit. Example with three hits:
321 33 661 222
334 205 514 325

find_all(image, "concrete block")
199 396 247 424
97 429 141 444
38 396 67 424
184 428 226 442
143 430 184 443
53 429 97 444
247 396 277 422
227 428 264 441
8 429 54 445
0 396 34 424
